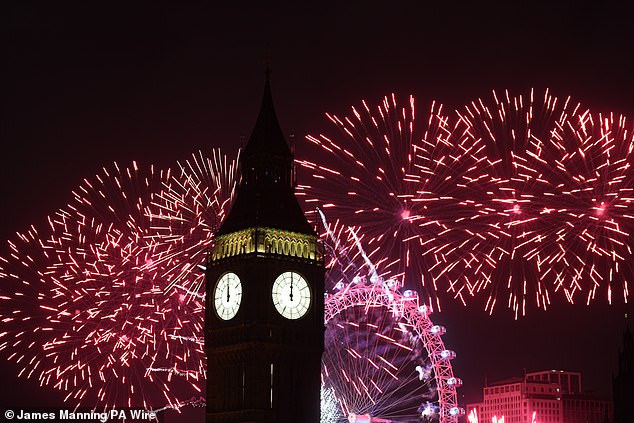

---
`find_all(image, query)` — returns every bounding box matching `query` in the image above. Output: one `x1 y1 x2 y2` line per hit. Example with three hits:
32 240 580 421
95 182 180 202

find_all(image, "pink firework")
453 89 634 315
541 110 634 306
298 95 483 311
449 88 586 317
303 89 634 317
0 162 203 409
147 149 239 299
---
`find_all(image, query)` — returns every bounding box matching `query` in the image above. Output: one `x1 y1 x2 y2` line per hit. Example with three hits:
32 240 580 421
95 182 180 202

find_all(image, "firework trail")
302 90 634 317
299 95 485 312
448 88 587 317
147 149 239 300
543 110 634 306
0 162 204 409
455 89 634 315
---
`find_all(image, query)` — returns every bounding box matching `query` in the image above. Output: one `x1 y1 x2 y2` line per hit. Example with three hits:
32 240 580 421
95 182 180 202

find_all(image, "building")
467 376 562 423
560 394 612 423
204 74 325 422
526 370 581 395
612 320 634 423
526 371 610 423
468 370 612 423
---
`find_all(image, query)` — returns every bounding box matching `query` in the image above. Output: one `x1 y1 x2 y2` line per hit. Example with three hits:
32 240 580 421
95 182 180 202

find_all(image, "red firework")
0 162 204 409
448 88 586 317
542 110 634 305
298 94 482 311
147 149 239 299
302 89 634 317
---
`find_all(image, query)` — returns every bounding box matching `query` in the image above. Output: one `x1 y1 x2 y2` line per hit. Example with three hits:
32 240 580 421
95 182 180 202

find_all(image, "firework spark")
454 89 634 315
302 90 634 317
299 95 484 312
147 149 239 299
0 162 204 409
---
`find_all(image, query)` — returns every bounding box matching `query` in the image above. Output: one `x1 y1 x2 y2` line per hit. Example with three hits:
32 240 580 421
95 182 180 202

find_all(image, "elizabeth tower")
204 75 325 423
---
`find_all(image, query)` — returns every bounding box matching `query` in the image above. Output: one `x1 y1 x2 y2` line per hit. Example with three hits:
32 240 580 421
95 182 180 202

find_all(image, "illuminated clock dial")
213 272 242 320
271 271 311 319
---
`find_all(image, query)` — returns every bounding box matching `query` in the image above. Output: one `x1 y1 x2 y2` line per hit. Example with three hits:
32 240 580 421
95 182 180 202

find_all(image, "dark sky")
2 1 634 420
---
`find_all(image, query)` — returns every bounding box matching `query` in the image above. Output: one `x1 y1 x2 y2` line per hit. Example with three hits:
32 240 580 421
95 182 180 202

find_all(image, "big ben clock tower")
205 74 325 423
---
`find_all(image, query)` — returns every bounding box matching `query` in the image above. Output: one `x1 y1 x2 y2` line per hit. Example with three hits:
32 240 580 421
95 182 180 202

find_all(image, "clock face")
213 272 242 320
271 271 311 319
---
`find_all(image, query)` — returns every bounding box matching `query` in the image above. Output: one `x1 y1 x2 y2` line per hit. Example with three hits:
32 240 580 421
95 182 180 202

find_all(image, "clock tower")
205 74 325 423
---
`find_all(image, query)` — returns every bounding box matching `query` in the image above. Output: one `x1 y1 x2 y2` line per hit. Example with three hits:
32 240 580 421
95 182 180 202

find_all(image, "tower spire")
242 70 291 159
215 74 312 236
205 72 324 423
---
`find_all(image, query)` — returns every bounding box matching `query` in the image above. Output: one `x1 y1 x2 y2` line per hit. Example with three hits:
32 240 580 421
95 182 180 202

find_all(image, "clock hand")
289 274 294 302
226 284 230 303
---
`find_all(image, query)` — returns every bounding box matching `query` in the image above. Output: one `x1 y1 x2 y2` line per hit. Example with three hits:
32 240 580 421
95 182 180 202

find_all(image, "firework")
447 88 585 317
147 149 239 299
542 110 634 305
467 409 540 423
454 89 634 315
303 90 634 317
0 162 203 409
299 95 485 312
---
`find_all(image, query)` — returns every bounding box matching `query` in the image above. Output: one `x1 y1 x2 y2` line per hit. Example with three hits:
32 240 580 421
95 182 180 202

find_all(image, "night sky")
2 2 634 421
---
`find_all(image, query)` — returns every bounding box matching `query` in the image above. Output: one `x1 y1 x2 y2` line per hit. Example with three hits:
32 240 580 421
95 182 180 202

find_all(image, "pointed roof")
242 73 292 160
215 75 313 236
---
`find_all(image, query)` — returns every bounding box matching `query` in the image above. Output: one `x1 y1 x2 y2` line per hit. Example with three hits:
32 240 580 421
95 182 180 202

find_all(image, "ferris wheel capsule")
403 289 417 298
446 377 463 387
449 407 465 416
439 349 456 360
430 325 446 335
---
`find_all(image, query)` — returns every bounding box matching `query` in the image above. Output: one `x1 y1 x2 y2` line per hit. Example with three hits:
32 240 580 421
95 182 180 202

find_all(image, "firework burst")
147 149 239 300
542 110 634 305
303 89 634 317
453 89 634 315
0 162 203 409
299 95 484 311
446 88 586 317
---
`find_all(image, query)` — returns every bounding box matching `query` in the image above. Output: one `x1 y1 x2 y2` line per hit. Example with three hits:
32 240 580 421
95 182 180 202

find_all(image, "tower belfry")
205 74 325 423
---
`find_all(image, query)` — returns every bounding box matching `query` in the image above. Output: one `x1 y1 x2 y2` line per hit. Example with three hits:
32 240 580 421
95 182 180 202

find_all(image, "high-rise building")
468 370 612 423
204 74 325 422
612 320 634 423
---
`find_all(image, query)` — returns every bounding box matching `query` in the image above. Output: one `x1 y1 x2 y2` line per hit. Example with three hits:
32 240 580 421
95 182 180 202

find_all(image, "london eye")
321 276 463 422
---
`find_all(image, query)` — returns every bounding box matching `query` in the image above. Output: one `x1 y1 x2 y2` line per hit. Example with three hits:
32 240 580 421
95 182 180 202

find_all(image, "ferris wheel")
321 277 464 423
